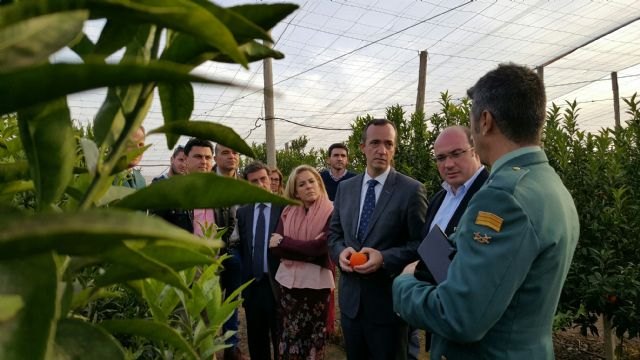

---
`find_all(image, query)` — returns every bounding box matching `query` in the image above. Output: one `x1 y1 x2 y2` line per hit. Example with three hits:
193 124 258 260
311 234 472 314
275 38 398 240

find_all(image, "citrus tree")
0 1 297 359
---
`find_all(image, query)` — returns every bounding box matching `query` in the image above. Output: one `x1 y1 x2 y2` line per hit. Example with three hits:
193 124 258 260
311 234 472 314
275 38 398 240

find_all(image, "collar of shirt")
362 166 391 190
329 169 348 182
441 165 486 197
254 202 272 210
491 146 541 175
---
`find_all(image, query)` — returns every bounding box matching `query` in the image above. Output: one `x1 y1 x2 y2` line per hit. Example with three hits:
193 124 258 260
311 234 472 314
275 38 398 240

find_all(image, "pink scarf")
282 195 333 239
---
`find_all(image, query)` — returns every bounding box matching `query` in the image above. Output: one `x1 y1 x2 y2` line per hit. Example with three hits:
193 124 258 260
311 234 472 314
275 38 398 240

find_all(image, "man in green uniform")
393 63 580 359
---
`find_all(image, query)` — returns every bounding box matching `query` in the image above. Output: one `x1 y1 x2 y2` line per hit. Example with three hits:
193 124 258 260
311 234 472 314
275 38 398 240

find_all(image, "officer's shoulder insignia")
473 232 492 244
475 211 503 232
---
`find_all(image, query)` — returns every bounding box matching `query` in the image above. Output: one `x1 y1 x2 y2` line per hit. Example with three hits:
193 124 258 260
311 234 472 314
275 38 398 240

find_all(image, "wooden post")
263 37 276 167
536 66 544 83
603 315 617 360
612 71 621 130
416 50 428 114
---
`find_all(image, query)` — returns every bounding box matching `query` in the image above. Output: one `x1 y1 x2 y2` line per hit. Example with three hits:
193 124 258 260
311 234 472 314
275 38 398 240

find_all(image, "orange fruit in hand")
349 252 368 267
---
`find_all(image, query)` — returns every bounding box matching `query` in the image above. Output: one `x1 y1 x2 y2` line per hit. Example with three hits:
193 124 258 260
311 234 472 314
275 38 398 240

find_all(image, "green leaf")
0 62 233 115
95 185 136 206
0 161 29 182
116 173 297 210
0 253 58 360
79 138 99 175
212 40 285 63
149 121 254 156
17 98 75 210
54 318 125 360
229 3 299 32
0 10 88 70
70 287 121 312
0 180 34 196
92 19 140 60
100 319 198 360
0 209 218 260
190 0 272 42
158 82 194 148
68 32 96 61
95 244 191 293
89 0 247 67
0 294 23 322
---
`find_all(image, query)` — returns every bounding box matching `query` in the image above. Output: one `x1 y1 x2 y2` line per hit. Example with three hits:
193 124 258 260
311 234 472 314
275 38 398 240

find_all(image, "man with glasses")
407 125 488 359
394 64 579 359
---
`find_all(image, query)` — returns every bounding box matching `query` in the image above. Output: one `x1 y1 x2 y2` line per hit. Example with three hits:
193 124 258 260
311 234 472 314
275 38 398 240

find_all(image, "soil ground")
225 307 640 360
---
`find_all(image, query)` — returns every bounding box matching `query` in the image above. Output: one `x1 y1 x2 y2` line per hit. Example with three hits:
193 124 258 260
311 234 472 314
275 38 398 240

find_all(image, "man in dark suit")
393 64 579 359
407 125 488 359
329 119 428 360
233 162 283 360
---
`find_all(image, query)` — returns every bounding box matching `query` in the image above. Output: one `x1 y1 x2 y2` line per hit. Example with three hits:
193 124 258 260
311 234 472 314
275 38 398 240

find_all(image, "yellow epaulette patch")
475 211 503 232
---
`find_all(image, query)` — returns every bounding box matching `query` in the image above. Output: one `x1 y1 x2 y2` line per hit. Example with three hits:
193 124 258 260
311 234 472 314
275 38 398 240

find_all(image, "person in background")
269 167 285 195
150 138 213 233
269 165 335 360
116 126 146 189
320 143 356 201
234 162 284 360
328 119 427 360
212 143 246 360
152 145 187 182
407 125 488 359
393 63 580 359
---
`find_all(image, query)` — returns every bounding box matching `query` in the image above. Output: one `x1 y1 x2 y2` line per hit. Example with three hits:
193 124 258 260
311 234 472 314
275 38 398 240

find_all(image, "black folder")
417 225 452 284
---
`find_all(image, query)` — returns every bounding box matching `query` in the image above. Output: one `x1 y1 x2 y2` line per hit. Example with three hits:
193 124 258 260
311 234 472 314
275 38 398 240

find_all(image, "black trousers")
244 277 279 360
341 311 408 360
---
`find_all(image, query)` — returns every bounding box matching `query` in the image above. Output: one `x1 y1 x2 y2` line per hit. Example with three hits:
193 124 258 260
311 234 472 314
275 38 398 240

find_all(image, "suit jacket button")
441 356 447 360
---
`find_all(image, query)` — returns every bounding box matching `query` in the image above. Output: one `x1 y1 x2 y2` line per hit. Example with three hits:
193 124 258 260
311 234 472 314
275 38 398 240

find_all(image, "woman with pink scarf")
269 165 335 360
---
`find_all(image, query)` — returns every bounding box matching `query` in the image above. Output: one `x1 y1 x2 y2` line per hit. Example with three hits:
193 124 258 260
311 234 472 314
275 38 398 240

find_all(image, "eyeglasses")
434 147 474 163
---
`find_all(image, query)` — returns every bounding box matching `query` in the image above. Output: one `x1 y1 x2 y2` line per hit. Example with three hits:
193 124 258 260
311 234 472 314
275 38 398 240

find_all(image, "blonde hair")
284 165 328 202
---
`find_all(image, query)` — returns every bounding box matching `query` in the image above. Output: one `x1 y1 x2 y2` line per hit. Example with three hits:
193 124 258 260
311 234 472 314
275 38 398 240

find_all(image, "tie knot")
367 179 378 188
258 203 266 210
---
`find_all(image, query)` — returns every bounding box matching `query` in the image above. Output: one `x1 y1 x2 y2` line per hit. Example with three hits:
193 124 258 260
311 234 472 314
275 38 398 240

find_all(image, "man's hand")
353 247 383 274
269 233 283 248
402 260 419 275
338 247 356 272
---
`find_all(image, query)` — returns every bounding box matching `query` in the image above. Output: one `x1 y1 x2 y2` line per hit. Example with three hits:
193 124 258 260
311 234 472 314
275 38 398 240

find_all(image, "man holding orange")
329 119 427 360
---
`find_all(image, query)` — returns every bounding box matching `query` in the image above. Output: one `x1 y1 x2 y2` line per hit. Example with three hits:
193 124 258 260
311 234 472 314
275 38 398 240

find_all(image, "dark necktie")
253 204 266 280
357 179 378 242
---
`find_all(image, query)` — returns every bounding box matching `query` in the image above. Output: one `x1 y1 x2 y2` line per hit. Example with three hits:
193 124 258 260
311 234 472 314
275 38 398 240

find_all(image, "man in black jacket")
408 126 488 359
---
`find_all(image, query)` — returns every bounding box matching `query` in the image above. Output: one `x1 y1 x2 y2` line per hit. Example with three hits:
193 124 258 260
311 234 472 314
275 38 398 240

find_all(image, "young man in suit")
233 162 283 360
393 63 580 360
329 119 428 360
407 125 488 359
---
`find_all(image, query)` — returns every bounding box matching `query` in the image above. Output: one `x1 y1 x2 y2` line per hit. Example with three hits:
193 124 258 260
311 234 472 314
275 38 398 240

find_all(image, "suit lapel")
349 175 365 240
362 169 396 242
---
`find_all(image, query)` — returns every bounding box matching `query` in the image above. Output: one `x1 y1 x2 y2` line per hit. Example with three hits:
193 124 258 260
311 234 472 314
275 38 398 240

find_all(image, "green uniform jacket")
393 148 579 360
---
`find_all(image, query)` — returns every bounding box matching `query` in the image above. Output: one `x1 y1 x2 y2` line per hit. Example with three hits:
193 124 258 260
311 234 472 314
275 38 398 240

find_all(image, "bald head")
434 126 482 192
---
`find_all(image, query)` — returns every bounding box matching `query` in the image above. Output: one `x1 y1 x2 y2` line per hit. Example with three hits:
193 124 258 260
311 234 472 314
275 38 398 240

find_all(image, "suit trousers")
221 248 243 347
244 276 279 360
341 311 408 360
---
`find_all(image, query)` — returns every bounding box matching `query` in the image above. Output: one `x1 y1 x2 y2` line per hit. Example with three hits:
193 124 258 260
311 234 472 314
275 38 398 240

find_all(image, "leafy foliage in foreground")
0 1 297 359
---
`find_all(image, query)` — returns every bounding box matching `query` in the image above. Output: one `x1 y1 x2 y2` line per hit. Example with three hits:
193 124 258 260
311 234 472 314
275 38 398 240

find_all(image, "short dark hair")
467 63 546 144
360 118 397 145
243 161 270 180
184 138 213 156
171 145 185 158
328 143 348 157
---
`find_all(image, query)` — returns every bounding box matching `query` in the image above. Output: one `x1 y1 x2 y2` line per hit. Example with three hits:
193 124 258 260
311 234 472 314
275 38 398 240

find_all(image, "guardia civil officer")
392 63 580 360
